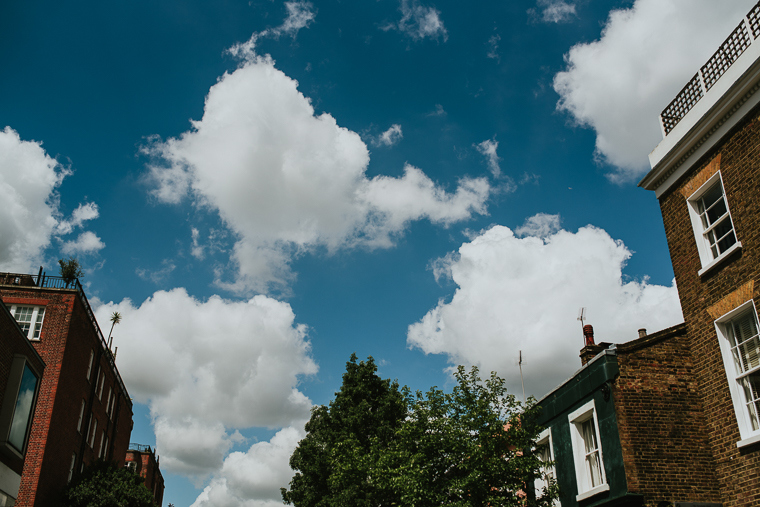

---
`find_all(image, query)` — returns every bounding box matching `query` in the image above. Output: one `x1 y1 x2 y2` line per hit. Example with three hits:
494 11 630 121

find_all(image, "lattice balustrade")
661 73 704 135
701 21 751 90
748 2 760 40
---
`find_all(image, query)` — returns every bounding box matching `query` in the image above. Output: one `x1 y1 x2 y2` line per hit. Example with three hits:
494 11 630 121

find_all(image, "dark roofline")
616 322 687 354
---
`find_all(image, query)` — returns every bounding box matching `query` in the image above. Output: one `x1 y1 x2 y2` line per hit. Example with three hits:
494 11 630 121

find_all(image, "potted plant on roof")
58 257 84 288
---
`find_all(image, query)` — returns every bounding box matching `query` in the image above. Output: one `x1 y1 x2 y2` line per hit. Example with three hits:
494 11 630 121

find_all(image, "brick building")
0 271 134 507
125 443 165 506
536 3 760 505
0 300 45 505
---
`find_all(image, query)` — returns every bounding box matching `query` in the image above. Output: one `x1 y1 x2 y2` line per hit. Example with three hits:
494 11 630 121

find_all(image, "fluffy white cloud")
191 426 305 507
94 289 317 478
146 51 489 292
382 0 448 42
553 0 756 181
0 127 104 271
373 124 403 147
531 0 576 23
407 217 683 397
514 212 560 239
61 231 105 255
475 138 501 177
487 34 501 61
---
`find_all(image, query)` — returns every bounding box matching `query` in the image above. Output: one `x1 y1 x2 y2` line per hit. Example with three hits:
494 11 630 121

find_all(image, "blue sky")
1 0 754 505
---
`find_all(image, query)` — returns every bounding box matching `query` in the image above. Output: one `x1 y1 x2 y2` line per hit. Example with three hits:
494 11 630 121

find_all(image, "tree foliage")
58 256 84 285
61 459 156 507
282 357 558 507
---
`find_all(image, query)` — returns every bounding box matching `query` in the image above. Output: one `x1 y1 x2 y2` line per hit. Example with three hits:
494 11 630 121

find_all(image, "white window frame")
534 428 558 505
97 370 105 400
86 350 94 381
98 430 106 458
77 399 85 433
568 400 609 502
89 418 97 448
686 171 741 276
9 305 45 340
714 300 760 447
68 452 76 483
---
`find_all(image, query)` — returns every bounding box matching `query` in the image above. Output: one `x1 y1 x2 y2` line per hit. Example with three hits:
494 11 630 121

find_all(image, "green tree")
61 459 156 507
282 354 407 507
376 366 557 507
283 359 558 507
58 256 84 286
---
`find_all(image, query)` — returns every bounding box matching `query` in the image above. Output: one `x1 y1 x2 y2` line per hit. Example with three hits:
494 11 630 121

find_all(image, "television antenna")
518 350 526 404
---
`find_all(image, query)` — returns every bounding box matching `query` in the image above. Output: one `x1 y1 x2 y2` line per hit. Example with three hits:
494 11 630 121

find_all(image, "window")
77 399 86 433
715 301 760 447
68 453 77 483
125 461 137 473
98 430 106 458
534 428 557 504
687 172 740 275
89 418 98 448
10 305 45 340
105 387 112 414
86 350 94 381
0 357 40 456
97 371 105 400
568 400 608 501
103 436 109 460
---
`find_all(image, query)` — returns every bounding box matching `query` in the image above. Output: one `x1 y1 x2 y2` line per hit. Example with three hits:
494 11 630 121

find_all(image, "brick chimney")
580 325 603 365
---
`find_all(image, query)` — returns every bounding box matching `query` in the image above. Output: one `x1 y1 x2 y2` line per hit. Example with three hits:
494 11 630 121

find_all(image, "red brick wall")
612 325 721 505
0 286 133 507
658 105 760 507
0 304 45 478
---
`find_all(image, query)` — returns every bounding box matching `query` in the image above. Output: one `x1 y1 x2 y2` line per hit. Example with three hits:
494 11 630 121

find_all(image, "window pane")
701 182 724 212
705 196 728 225
581 419 598 454
740 373 760 431
732 312 760 373
8 364 38 452
586 451 603 487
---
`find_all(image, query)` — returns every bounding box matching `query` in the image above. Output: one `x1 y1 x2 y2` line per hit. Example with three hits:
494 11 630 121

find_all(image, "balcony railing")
129 443 153 453
0 271 132 409
661 1 760 135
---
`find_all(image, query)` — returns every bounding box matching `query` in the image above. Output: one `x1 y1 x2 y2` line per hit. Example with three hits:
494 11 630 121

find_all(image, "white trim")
737 432 760 448
714 300 760 443
576 484 610 502
568 399 607 498
686 171 740 272
534 428 557 504
643 37 760 197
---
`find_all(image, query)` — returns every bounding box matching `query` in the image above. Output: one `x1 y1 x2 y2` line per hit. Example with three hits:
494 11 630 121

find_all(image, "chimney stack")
580 325 603 365
638 328 647 339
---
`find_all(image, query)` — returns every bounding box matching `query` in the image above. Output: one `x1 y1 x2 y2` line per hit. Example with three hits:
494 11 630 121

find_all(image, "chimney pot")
583 324 595 346
638 328 647 339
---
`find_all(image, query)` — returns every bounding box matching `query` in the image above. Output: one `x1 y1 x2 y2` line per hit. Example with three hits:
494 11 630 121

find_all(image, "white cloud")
382 0 448 42
146 52 489 293
278 1 316 37
61 231 105 255
0 127 105 271
487 34 500 61
553 0 756 181
191 227 205 259
514 212 560 238
427 104 446 117
191 425 305 507
407 216 683 397
531 0 577 23
475 138 501 177
373 124 403 147
135 259 176 284
94 289 317 479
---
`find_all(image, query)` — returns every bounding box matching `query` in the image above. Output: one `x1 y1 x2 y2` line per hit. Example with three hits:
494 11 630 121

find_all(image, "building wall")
0 282 133 507
612 324 721 505
125 448 165 506
658 103 760 507
0 302 45 502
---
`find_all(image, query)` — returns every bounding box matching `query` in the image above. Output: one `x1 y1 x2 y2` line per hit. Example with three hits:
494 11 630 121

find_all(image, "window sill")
576 484 609 502
698 242 742 277
737 432 760 448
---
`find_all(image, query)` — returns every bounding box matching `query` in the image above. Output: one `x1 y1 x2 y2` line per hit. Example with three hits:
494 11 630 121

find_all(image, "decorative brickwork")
706 280 756 319
657 98 760 507
679 153 722 198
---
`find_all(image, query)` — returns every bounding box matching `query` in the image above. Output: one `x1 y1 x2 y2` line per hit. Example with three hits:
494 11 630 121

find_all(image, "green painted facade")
537 350 643 507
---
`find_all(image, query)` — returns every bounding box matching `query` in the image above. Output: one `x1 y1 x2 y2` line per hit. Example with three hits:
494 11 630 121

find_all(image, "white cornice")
640 39 760 198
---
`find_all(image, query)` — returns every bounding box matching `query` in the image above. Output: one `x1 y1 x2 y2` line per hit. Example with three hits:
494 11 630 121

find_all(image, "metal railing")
661 1 760 135
129 443 153 453
0 271 132 409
